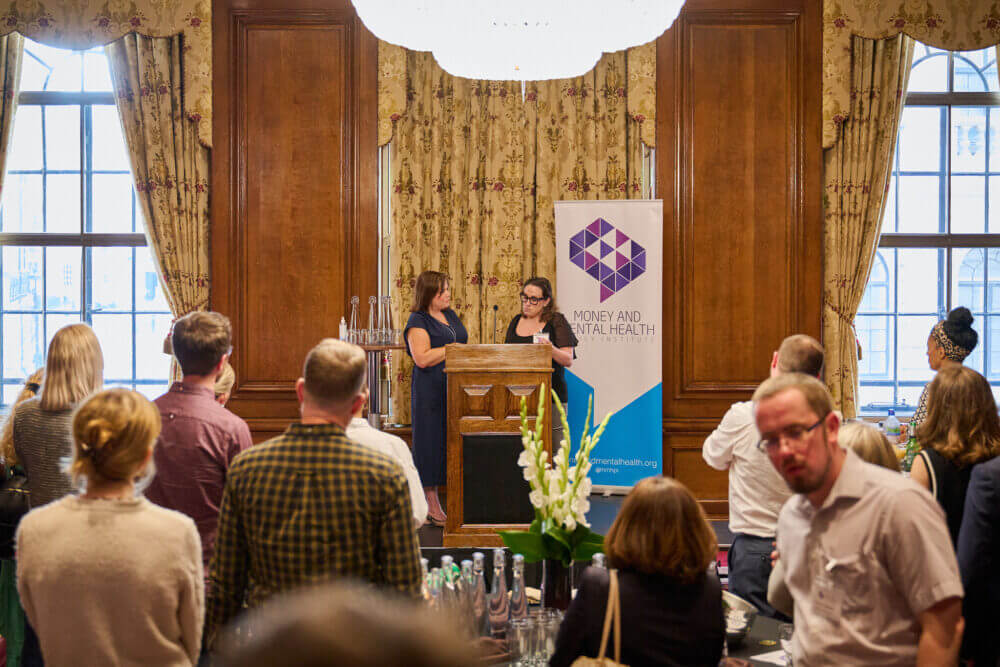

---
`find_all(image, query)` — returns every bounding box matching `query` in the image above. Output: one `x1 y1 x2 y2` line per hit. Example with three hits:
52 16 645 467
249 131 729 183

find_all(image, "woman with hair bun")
910 306 979 434
16 388 204 666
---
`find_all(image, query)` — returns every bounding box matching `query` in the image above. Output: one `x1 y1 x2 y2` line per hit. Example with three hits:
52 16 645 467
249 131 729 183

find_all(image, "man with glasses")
757 373 963 666
703 335 823 619
146 311 253 575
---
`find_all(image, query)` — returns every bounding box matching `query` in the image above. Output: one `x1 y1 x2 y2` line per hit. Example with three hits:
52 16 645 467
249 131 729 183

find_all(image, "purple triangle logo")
600 241 614 258
568 220 645 303
570 241 584 260
616 229 628 247
571 230 587 247
601 273 617 290
630 241 644 259
586 263 601 280
571 249 586 269
598 262 613 280
584 230 599 247
587 219 603 235
618 263 632 281
600 284 615 302
615 252 628 270
599 218 614 236
633 250 646 271
584 252 598 270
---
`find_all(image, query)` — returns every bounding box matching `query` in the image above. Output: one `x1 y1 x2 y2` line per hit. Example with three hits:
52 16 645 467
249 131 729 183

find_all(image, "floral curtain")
823 0 1000 149
0 32 21 199
387 48 652 422
0 1 211 147
106 34 210 325
824 34 913 417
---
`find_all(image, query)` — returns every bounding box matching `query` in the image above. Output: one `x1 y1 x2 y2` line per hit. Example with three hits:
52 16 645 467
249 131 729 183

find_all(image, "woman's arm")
910 451 931 491
407 328 446 368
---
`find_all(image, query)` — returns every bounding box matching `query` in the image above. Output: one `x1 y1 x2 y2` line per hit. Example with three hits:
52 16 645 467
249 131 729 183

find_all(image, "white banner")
555 200 663 488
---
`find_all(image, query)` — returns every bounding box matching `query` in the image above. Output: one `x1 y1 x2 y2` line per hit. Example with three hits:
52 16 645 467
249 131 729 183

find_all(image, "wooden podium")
443 344 552 547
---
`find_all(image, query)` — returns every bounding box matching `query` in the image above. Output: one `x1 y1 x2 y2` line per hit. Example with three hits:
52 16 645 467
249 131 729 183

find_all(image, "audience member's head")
771 334 824 378
604 476 717 583
69 388 160 487
411 270 449 313
40 323 103 411
839 421 900 472
297 339 367 420
171 311 232 378
927 306 978 370
0 368 44 465
214 362 235 405
215 581 478 667
753 373 840 499
917 364 1000 467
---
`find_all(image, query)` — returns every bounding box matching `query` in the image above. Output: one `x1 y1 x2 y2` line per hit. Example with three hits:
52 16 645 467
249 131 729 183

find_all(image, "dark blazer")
550 567 724 667
957 456 1000 667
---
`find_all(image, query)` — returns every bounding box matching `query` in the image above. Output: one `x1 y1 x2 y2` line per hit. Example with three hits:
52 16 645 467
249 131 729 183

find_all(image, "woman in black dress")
404 271 467 526
910 364 1000 544
504 277 577 446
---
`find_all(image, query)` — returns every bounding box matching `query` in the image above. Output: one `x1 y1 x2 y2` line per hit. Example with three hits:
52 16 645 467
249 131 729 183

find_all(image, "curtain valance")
377 40 657 149
824 0 1000 149
0 0 211 147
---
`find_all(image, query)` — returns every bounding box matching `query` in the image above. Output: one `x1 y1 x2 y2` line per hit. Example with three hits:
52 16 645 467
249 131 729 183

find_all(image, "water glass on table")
778 623 794 666
508 617 533 666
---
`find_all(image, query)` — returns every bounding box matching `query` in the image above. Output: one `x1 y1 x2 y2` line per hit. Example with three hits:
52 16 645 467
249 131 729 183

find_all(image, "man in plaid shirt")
205 339 422 645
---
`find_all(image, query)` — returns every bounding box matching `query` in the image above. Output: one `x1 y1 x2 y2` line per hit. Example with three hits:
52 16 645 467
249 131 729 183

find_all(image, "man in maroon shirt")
146 311 253 572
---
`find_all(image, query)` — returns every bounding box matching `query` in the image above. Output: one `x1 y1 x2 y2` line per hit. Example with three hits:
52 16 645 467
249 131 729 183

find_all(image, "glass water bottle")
510 553 528 621
487 548 510 638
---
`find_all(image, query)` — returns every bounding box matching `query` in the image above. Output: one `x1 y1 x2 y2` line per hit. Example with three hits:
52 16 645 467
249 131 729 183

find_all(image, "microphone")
492 305 499 344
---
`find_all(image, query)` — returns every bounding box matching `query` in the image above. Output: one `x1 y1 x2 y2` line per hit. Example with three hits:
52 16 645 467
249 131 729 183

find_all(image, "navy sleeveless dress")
404 308 468 487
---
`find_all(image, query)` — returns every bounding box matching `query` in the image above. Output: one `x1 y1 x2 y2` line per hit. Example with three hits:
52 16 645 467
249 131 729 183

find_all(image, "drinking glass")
508 618 532 666
778 623 794 666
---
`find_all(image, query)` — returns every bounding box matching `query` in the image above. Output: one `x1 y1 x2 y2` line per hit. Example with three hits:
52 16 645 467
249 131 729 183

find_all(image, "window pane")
898 175 942 233
91 313 132 381
92 105 130 172
19 51 51 93
82 52 112 92
881 174 897 234
989 315 1000 381
42 106 80 171
89 247 133 312
45 173 81 233
91 173 134 233
951 175 986 233
857 314 892 378
3 246 42 311
898 248 941 313
3 314 42 378
898 106 942 172
954 49 996 92
136 314 172 380
7 105 42 171
135 247 168 312
908 51 948 93
955 247 986 312
28 43 81 93
953 107 987 174
988 176 1000 233
859 249 894 314
45 247 80 311
898 315 937 382
1 173 43 232
898 385 924 413
134 384 168 401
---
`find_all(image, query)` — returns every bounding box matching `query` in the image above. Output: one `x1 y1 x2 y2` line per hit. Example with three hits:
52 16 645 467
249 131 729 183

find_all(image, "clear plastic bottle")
487 548 509 639
428 567 443 612
510 553 528 621
592 553 606 569
338 316 347 340
420 557 430 602
885 408 901 443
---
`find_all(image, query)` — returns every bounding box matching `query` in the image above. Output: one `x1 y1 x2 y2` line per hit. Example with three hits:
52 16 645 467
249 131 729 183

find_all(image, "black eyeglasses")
520 294 545 305
757 417 825 452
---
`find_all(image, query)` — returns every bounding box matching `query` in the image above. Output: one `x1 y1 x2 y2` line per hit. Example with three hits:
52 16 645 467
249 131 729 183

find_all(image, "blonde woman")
840 421 901 473
13 324 103 509
0 369 43 467
16 388 203 666
214 362 235 405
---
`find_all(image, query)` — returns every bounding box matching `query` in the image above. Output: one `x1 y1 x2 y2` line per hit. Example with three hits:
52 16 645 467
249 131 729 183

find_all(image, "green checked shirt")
205 422 422 642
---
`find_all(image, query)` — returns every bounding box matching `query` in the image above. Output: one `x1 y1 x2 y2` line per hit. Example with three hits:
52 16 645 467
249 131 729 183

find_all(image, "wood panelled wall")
658 0 822 518
212 0 378 441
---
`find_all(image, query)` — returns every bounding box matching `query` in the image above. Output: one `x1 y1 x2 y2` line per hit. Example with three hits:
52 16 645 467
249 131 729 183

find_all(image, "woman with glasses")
504 277 578 447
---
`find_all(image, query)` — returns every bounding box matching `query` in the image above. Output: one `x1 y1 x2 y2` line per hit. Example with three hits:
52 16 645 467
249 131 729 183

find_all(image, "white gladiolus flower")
517 450 530 468
563 515 577 532
529 489 545 508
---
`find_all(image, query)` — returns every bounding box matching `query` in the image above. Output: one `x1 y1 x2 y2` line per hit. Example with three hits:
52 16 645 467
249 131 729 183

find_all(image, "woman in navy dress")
404 271 467 526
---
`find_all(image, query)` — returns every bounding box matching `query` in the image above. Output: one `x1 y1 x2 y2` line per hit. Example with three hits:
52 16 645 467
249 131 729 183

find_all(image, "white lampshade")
352 0 684 81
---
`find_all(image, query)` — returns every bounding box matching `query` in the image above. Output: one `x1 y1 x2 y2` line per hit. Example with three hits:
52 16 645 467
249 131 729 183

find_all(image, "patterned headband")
931 321 972 362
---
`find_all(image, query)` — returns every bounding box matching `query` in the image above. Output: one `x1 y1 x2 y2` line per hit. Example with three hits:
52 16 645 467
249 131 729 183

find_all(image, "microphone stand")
492 304 499 344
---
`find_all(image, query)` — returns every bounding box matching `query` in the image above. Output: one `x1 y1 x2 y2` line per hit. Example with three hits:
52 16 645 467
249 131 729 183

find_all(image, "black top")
918 447 974 545
550 567 725 667
503 312 578 403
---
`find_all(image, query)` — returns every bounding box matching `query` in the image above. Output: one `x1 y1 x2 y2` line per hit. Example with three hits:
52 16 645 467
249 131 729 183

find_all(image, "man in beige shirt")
754 373 963 666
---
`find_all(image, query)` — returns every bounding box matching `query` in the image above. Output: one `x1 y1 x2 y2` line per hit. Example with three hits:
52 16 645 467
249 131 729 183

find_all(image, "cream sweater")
16 495 204 667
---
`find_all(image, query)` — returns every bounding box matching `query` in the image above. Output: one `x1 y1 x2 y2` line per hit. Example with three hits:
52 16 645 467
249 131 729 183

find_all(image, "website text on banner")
555 200 663 489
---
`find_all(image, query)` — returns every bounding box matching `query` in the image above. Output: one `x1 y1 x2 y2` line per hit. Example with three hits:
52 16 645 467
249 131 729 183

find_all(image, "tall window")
856 44 1000 414
0 38 171 406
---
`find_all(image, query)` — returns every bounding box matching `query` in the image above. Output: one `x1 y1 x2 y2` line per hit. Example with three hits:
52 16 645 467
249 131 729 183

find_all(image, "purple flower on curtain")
567 87 577 97
4 17 16 27
140 86 151 97
925 17 938 29
567 181 578 191
189 17 202 27
988 17 1000 30
390 113 400 121
618 183 626 192
582 183 590 192
96 16 110 28
470 274 480 285
616 87 625 97
525 92 537 102
188 113 201 122
487 277 498 287
130 16 142 27
37 17 50 27
493 182 504 191
499 88 507 98
833 17 846 28
833 113 847 125
891 17 905 28
157 84 168 95
195 183 206 193
633 114 645 123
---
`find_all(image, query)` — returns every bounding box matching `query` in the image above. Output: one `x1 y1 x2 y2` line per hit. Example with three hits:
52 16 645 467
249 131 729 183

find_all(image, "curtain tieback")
824 298 863 361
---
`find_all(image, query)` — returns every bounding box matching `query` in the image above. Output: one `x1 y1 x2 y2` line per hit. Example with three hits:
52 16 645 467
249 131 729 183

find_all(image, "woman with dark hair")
910 365 1000 544
504 277 578 445
404 271 467 526
550 477 724 667
910 307 979 434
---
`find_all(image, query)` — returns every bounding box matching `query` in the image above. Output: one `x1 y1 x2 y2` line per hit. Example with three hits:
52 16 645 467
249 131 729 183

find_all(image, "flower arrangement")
498 384 612 566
